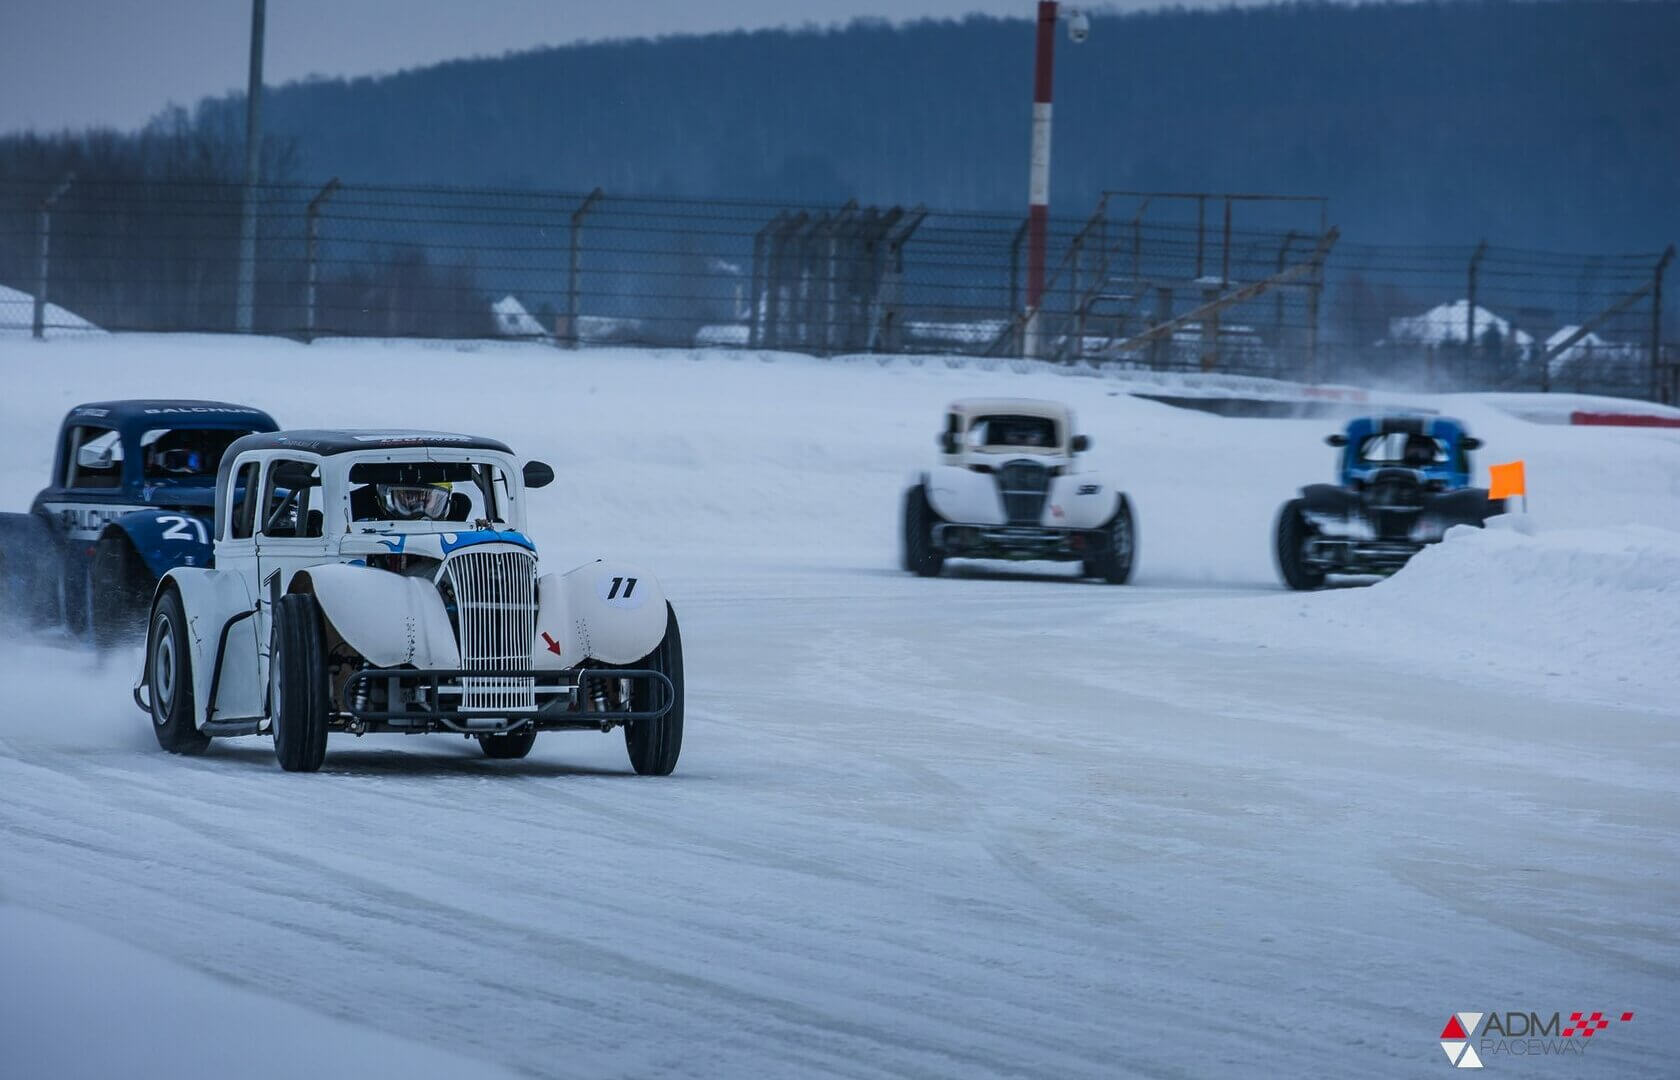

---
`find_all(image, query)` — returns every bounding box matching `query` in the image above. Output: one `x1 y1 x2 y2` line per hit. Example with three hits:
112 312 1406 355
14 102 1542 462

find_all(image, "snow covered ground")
1 334 1676 1077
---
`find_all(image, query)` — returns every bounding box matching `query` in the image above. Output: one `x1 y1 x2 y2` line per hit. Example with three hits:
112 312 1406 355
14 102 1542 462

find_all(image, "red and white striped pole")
1024 1 1058 358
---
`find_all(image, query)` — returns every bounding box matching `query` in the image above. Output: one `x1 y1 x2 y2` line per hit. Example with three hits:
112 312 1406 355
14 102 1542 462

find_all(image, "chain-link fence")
2 177 1674 402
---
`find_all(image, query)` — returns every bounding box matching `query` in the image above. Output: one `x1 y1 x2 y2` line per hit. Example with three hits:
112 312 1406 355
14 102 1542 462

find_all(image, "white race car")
135 429 682 774
901 398 1134 583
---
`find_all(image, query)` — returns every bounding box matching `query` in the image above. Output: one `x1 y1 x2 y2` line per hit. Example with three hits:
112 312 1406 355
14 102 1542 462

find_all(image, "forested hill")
51 2 1680 251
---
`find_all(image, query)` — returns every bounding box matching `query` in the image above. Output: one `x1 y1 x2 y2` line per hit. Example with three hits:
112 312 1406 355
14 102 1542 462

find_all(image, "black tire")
1276 498 1326 591
623 603 684 776
902 485 945 578
90 534 152 650
270 592 331 773
147 589 210 755
60 551 90 638
1084 495 1136 584
477 729 538 759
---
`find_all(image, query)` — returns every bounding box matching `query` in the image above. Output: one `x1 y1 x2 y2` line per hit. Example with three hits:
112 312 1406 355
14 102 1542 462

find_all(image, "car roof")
949 398 1071 421
66 400 277 432
1345 414 1468 438
226 429 516 458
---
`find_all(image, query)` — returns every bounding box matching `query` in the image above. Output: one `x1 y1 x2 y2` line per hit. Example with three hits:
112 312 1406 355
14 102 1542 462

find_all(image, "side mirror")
1071 434 1091 453
938 433 959 455
77 443 115 470
1325 434 1348 447
1460 436 1482 451
522 460 555 490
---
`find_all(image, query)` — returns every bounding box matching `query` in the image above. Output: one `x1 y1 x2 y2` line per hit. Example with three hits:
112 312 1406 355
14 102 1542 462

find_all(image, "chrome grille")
996 459 1051 525
443 548 537 712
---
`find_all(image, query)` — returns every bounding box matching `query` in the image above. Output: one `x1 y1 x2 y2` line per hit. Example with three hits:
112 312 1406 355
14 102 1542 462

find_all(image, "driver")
145 434 203 475
1402 434 1437 467
351 480 452 521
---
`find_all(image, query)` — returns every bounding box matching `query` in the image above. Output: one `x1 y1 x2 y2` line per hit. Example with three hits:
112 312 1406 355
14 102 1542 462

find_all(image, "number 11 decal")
608 576 638 600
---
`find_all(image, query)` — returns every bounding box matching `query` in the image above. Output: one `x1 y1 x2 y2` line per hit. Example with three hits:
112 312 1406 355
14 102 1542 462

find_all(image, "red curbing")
1570 411 1680 428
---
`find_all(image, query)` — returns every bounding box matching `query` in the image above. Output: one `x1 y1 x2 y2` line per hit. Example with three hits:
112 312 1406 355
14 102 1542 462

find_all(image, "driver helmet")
147 439 202 474
376 481 452 520
1402 434 1436 466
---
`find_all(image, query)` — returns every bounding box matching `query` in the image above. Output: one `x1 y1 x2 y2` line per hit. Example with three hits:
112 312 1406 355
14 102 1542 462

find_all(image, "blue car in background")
0 400 279 645
1275 414 1504 589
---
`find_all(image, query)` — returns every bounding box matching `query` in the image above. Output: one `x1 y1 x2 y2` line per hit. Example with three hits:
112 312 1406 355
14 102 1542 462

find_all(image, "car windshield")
1357 432 1446 467
348 459 510 525
141 427 256 481
968 415 1059 450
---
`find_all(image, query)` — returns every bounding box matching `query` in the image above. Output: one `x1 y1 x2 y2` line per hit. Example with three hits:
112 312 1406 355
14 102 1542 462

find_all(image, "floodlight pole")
1023 2 1057 359
235 0 266 333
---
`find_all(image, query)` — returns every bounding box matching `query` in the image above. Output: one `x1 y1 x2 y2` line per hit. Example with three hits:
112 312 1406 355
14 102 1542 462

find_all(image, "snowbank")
1130 522 1680 709
0 903 519 1080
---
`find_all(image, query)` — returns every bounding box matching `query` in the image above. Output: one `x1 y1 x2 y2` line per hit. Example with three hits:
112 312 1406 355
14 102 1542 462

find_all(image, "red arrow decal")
541 631 562 656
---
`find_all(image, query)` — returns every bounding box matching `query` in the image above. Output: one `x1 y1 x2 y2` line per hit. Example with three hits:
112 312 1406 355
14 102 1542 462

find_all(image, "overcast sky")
0 0 1248 135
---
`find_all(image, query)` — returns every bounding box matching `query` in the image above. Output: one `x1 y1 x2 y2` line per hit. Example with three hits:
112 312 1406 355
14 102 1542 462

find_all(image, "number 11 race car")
133 429 684 774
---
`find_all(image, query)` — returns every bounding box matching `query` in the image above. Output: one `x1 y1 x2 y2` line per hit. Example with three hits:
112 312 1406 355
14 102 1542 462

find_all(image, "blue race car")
0 400 279 645
1274 415 1504 589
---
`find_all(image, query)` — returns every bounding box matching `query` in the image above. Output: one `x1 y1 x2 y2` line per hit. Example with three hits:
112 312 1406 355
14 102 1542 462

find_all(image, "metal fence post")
1007 217 1028 354
1466 239 1487 384
1274 230 1300 344
566 187 603 348
1652 245 1675 403
32 173 75 340
303 177 341 341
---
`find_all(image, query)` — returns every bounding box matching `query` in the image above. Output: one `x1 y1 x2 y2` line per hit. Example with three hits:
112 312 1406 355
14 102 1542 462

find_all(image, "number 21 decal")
158 515 208 544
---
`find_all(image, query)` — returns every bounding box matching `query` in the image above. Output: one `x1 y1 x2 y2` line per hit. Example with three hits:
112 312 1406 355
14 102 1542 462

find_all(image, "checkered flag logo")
1441 1013 1484 1069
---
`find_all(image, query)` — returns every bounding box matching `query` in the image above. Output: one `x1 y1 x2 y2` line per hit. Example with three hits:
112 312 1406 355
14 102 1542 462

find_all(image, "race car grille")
996 459 1051 525
443 549 538 712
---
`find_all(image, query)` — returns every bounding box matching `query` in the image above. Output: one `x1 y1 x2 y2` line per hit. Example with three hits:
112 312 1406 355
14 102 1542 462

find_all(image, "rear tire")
902 485 945 578
1276 498 1326 591
147 589 210 755
271 593 330 773
1084 496 1136 584
623 603 684 776
91 534 151 650
477 729 537 759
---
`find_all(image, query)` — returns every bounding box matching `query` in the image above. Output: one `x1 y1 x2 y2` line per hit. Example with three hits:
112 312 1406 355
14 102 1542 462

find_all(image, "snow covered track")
2 336 1678 1077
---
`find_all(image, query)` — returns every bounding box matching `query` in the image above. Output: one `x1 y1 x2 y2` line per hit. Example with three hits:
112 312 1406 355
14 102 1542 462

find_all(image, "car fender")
0 511 62 621
154 567 263 729
1047 473 1119 529
104 508 215 579
1299 483 1357 514
923 464 1003 525
292 563 460 669
535 560 669 667
1424 486 1501 526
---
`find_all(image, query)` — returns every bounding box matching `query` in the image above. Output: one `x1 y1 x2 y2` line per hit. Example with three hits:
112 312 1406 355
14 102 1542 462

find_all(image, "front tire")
1084 496 1136 584
271 593 331 773
477 729 537 759
902 485 945 578
147 589 210 755
623 603 684 776
1276 498 1326 591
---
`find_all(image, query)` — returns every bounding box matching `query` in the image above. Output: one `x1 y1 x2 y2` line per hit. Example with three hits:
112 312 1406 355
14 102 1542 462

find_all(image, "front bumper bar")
341 666 675 732
933 523 1097 562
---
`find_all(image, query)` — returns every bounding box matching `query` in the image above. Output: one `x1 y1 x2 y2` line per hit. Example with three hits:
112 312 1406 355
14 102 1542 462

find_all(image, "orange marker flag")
1488 460 1526 503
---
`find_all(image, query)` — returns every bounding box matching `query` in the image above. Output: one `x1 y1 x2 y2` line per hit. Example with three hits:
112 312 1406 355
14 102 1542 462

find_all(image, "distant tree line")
165 0 1680 255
